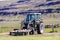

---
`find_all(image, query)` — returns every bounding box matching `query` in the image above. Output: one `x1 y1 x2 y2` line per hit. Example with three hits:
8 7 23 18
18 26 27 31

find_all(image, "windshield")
26 14 41 21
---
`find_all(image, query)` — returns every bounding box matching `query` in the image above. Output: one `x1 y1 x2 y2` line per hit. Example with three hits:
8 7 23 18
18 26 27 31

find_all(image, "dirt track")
0 32 60 36
0 32 9 36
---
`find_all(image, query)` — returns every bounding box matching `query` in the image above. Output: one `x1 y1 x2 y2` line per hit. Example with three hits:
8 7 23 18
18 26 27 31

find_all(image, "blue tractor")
10 13 44 36
21 13 44 34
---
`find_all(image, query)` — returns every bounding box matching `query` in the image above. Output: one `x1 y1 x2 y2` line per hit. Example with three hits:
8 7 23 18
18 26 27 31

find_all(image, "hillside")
0 0 60 15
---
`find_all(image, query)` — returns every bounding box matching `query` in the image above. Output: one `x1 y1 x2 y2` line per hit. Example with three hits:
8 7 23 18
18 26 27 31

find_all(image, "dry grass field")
0 35 60 40
0 14 60 33
0 14 60 40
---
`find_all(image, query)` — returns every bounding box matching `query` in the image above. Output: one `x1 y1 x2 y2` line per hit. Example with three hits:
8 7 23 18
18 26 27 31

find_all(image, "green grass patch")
0 23 21 33
44 28 60 33
0 35 60 40
0 23 20 27
0 28 13 33
0 15 60 33
0 22 60 33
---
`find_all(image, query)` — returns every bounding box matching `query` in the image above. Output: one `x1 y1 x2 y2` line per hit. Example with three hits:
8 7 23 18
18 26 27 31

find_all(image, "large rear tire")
40 23 44 34
40 29 44 34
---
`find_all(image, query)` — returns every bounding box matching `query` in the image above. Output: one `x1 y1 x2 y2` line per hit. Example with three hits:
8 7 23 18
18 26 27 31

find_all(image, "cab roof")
28 13 41 14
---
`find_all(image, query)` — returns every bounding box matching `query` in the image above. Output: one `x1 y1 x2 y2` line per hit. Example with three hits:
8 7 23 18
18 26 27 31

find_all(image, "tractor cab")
23 13 41 29
26 13 41 21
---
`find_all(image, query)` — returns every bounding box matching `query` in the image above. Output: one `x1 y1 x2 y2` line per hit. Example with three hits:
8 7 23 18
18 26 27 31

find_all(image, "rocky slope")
0 0 60 15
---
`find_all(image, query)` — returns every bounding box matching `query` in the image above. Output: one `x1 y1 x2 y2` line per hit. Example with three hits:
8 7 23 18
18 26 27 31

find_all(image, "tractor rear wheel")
40 23 44 34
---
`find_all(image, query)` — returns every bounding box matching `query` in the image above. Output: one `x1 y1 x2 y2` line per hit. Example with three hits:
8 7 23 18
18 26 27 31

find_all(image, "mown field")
0 35 60 40
0 14 60 33
0 14 60 40
0 20 60 33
